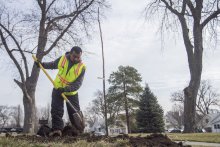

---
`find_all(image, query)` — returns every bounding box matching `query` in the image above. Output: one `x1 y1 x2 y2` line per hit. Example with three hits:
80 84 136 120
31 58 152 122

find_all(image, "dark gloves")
57 88 65 96
34 60 41 68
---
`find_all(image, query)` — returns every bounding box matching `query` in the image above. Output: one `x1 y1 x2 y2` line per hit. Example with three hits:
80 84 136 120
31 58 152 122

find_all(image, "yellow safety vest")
54 55 86 95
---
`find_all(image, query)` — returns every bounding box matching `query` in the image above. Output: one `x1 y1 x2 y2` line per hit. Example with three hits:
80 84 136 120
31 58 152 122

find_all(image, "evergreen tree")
136 84 165 133
108 66 143 133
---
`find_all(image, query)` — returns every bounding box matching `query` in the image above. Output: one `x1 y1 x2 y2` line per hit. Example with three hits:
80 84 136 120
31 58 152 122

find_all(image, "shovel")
32 55 85 132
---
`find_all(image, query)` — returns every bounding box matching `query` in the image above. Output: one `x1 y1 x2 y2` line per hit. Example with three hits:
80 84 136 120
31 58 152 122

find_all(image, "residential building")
197 112 220 133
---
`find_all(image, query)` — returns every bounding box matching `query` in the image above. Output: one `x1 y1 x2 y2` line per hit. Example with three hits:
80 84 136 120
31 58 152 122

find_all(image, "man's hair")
71 46 82 54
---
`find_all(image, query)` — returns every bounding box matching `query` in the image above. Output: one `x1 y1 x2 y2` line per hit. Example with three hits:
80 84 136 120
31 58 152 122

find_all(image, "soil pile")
8 133 190 147
7 125 191 147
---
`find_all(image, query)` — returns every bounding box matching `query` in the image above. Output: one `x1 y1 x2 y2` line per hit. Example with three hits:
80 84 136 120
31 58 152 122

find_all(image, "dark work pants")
51 88 80 130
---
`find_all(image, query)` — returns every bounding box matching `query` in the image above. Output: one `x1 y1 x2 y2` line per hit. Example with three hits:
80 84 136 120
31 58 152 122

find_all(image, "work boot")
49 129 62 137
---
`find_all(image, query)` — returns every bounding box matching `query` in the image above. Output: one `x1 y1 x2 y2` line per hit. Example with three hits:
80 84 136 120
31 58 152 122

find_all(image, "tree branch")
45 1 86 32
36 0 43 11
0 24 29 79
181 0 187 14
185 0 196 16
178 16 194 74
11 49 34 54
14 79 23 89
201 10 220 28
44 0 95 55
161 0 180 16
0 29 26 86
46 0 57 13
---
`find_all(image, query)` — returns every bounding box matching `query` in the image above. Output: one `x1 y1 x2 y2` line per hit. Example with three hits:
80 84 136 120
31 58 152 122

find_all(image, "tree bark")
22 67 41 133
182 19 203 133
123 82 130 133
23 95 36 133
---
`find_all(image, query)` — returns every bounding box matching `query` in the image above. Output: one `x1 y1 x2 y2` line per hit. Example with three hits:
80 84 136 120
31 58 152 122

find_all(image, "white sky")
1 0 220 114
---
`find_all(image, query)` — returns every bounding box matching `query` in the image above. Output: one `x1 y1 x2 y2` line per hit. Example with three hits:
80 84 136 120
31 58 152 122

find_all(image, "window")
121 128 126 133
214 124 220 129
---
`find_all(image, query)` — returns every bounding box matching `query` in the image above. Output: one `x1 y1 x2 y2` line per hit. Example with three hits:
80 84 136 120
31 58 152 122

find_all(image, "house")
108 120 128 135
197 112 220 133
164 115 183 132
84 118 106 134
84 118 128 135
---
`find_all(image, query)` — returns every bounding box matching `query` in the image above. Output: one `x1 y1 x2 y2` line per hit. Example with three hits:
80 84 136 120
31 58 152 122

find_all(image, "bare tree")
84 90 106 130
0 106 13 128
37 103 50 120
0 0 108 133
11 105 23 128
171 80 220 116
165 104 183 129
84 106 98 128
85 89 124 129
86 90 106 119
147 0 220 132
197 80 220 115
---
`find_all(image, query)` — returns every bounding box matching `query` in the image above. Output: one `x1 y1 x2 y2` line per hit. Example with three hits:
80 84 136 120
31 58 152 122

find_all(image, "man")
35 46 86 136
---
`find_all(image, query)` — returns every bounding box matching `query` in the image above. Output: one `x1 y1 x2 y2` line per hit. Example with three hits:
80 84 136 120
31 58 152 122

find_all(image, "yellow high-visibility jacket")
53 55 86 95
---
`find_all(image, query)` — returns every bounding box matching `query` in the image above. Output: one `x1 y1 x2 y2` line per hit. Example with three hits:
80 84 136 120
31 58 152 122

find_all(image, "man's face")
70 51 82 63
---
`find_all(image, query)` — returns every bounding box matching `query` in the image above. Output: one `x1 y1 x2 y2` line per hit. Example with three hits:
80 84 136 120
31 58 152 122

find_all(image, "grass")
1 133 220 146
130 133 220 143
166 133 220 143
0 137 130 147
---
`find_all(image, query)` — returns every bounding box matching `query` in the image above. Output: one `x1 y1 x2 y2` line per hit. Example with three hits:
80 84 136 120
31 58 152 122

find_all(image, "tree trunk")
183 20 203 132
22 67 41 133
17 105 21 128
125 96 130 133
183 85 198 132
23 95 36 133
123 82 130 133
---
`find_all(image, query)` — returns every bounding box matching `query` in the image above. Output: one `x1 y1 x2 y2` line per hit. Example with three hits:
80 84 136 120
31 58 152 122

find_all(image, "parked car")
13 128 23 133
169 129 182 133
5 128 12 132
0 128 7 133
94 132 105 136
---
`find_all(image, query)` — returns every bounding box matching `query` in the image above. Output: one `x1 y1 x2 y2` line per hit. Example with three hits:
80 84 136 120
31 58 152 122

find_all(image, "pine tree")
136 84 165 133
108 66 143 133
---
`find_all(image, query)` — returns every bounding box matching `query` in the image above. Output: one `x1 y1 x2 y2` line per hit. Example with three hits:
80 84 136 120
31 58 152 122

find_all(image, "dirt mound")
9 133 190 147
6 125 190 146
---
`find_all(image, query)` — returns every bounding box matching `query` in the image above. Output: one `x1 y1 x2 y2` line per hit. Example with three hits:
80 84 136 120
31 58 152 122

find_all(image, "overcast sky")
1 0 220 114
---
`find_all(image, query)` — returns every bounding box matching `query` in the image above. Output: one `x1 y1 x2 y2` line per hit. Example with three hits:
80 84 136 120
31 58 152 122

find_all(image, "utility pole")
98 8 108 136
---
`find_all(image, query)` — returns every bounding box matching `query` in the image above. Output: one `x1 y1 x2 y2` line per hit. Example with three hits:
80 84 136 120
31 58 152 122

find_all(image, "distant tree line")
0 104 52 132
0 105 23 128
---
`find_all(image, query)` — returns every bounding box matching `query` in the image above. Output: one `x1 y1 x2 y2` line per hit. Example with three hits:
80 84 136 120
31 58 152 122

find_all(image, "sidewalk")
179 141 220 147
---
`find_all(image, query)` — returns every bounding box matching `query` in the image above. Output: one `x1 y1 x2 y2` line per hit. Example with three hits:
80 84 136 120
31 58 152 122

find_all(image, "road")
178 141 220 147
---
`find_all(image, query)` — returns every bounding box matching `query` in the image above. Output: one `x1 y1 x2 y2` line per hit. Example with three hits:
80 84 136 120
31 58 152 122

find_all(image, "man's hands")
34 60 41 68
57 88 65 96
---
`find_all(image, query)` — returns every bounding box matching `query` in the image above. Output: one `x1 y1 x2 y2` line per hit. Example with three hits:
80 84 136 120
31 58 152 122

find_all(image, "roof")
205 113 220 126
210 113 220 124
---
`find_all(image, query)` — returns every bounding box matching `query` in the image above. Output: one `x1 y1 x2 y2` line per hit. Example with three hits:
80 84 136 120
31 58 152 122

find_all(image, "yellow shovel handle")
32 55 68 101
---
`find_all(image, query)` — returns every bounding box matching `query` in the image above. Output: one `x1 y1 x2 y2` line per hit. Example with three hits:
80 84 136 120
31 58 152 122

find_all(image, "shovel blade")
71 111 85 132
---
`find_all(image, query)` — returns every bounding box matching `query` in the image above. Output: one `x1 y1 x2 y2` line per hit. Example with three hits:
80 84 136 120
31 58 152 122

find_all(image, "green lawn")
0 137 129 147
167 133 220 143
130 133 220 143
1 133 220 147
